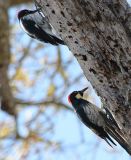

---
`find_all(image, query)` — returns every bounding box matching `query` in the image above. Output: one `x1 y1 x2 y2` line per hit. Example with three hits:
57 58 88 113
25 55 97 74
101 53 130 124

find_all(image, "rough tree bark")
37 0 131 154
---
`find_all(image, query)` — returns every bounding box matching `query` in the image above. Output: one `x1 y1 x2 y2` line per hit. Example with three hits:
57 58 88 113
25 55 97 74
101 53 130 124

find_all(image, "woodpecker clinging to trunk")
18 8 65 45
68 87 128 151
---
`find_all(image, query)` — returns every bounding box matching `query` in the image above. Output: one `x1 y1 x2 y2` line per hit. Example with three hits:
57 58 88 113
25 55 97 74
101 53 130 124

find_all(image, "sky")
127 0 131 5
0 1 131 160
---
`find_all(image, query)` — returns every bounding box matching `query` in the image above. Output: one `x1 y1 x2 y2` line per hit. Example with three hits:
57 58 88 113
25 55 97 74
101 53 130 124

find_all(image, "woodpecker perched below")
18 8 65 45
68 87 128 151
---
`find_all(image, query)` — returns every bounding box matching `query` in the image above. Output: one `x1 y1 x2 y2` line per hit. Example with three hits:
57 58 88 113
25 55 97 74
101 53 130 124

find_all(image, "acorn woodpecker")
68 87 128 150
18 8 65 45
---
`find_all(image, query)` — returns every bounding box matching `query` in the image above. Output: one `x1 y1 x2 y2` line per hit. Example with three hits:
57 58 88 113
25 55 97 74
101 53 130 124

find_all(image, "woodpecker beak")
80 87 88 94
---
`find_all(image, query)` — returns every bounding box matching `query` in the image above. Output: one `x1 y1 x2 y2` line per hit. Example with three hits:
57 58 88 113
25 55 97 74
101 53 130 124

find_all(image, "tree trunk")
37 0 131 154
0 1 16 115
0 0 32 115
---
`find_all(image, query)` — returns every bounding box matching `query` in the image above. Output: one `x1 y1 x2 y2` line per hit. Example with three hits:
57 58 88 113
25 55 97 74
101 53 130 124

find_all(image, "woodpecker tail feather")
105 134 116 147
104 138 113 148
51 35 65 45
101 111 130 154
106 125 129 154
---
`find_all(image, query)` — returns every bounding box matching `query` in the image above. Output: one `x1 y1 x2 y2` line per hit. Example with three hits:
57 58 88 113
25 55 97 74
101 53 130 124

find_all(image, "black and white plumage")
68 87 128 151
18 8 65 45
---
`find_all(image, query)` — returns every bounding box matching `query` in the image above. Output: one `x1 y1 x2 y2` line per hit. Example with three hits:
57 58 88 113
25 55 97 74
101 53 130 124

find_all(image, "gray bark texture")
36 0 131 154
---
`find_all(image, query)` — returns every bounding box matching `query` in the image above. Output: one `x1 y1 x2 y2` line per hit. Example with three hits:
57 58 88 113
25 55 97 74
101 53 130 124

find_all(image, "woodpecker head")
68 87 88 106
18 8 41 20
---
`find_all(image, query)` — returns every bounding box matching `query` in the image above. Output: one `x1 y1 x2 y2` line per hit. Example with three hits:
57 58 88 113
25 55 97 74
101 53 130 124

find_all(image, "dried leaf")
47 84 55 97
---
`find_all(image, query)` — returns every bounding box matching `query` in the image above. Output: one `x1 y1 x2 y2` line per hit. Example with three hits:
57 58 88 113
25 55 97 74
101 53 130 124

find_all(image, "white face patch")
76 93 82 99
83 92 90 101
75 92 89 101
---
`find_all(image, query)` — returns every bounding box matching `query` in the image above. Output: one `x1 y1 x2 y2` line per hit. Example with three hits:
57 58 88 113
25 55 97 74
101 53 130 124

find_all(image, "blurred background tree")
0 0 130 160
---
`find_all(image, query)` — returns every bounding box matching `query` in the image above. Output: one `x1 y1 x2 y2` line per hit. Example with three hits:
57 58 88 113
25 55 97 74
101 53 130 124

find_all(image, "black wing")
22 18 61 45
22 14 64 45
75 101 116 146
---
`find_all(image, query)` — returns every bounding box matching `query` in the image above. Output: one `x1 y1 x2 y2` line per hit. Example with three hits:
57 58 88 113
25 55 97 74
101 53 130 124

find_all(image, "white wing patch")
34 24 39 29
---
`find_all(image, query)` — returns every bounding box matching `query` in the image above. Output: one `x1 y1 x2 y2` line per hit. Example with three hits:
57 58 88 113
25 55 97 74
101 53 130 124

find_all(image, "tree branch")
9 0 32 6
15 98 73 111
